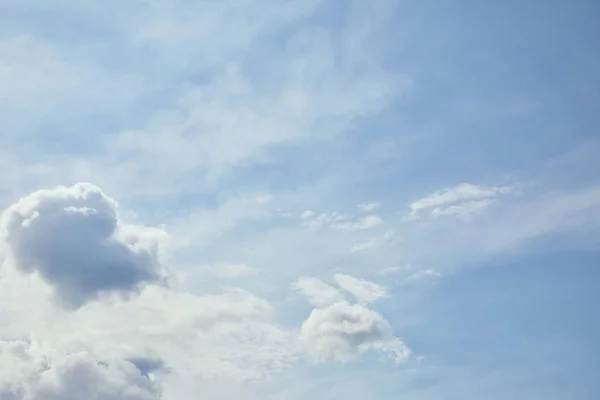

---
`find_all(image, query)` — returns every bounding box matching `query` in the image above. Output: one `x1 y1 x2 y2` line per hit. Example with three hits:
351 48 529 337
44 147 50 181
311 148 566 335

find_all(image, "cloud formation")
1 183 166 308
300 302 410 363
295 275 407 363
0 341 161 400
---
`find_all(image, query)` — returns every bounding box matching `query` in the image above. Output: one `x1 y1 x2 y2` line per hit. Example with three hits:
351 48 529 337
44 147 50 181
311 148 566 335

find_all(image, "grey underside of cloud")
1 183 165 308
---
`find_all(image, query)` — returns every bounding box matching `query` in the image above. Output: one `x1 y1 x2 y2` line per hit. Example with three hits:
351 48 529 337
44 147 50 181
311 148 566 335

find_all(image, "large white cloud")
1 183 167 308
300 302 410 363
0 272 300 398
0 340 161 400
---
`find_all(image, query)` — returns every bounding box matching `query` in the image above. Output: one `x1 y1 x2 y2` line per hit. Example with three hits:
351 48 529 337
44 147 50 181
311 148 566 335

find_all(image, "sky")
0 0 599 399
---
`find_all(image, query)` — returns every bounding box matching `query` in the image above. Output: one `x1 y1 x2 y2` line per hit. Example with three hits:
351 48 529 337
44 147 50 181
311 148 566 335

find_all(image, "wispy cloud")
409 183 513 218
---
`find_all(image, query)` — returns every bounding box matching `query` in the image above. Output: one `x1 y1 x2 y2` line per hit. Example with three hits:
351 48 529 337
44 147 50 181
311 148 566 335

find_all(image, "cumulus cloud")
409 183 512 217
300 302 410 363
293 277 346 308
1 183 166 308
0 340 161 400
333 274 386 304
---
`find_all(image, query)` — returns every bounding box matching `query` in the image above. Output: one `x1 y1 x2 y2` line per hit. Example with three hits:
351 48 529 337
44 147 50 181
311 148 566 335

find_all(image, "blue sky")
0 0 599 399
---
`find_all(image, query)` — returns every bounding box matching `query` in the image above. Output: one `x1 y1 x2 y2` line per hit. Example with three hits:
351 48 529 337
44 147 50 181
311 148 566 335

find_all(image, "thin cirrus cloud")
408 183 513 218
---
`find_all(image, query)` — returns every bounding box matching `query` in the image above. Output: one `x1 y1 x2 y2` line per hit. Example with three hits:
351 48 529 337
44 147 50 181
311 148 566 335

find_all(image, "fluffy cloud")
300 302 410 363
293 277 346 308
1 183 166 308
333 274 386 304
0 276 301 398
296 275 407 364
0 341 161 400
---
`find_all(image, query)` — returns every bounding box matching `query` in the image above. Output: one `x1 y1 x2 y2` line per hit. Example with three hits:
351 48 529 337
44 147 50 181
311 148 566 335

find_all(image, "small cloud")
405 269 441 282
409 183 512 218
357 202 381 212
431 199 495 218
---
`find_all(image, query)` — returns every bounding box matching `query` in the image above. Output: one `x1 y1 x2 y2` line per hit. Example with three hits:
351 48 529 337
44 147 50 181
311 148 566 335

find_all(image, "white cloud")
397 182 600 269
294 277 346 308
405 269 442 282
431 199 494 218
0 341 161 400
409 183 512 217
300 302 410 363
334 274 387 304
357 202 381 212
1 183 167 308
0 274 301 397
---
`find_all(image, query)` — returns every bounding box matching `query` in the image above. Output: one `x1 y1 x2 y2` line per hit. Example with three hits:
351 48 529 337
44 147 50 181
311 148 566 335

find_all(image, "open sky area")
1 1 599 399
